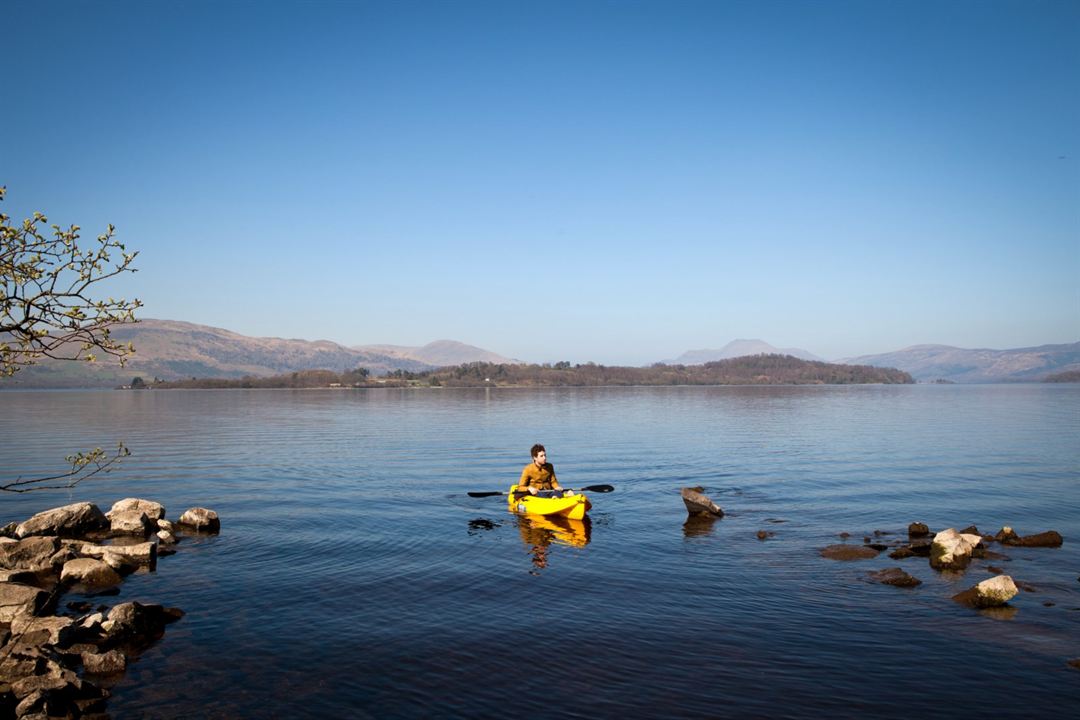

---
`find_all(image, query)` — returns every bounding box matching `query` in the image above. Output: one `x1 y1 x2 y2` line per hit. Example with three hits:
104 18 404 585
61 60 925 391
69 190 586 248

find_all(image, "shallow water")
2 385 1078 718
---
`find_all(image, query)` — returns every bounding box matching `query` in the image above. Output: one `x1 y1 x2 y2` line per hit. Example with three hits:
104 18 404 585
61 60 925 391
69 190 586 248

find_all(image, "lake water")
2 385 1078 718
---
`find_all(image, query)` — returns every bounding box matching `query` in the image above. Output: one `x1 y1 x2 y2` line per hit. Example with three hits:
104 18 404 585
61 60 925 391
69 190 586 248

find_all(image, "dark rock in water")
756 530 775 540
1015 580 1038 593
765 518 787 524
987 566 1005 575
82 650 126 675
1068 659 1080 671
866 543 889 552
888 546 915 560
959 525 980 536
680 488 723 517
1003 530 1063 548
820 545 880 561
102 602 184 649
909 541 931 557
873 530 891 536
995 526 1020 544
908 522 930 538
838 532 851 539
868 567 922 587
1043 601 1055 607
467 519 500 534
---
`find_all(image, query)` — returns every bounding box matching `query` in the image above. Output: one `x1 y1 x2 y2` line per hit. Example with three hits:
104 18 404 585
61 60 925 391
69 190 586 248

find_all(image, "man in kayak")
518 444 571 497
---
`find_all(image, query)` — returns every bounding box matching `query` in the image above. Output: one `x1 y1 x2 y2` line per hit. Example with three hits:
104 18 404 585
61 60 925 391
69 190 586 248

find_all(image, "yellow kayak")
507 484 592 520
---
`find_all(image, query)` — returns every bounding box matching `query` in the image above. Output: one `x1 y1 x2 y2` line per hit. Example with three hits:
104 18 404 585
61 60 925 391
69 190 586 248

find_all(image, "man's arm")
519 467 538 494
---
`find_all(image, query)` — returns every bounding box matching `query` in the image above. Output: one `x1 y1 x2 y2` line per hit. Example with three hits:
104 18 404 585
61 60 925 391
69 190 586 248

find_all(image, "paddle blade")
467 491 505 498
579 484 615 493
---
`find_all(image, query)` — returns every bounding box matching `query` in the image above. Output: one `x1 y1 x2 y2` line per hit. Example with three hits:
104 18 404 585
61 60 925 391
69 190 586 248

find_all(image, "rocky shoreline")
1 499 219 718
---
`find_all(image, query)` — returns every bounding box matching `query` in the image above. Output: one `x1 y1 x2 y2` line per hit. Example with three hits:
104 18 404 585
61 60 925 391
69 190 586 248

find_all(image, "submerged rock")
820 544 880 561
81 650 126 675
868 567 922 587
756 530 775 540
102 602 184 647
680 488 723 517
1003 530 1063 548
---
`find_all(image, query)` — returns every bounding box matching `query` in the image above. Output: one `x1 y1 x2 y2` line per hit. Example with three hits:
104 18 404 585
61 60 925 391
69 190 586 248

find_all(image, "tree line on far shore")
141 354 915 389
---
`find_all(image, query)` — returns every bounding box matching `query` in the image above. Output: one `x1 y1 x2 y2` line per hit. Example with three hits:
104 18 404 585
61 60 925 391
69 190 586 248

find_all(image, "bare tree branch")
0 443 131 493
2 186 140 492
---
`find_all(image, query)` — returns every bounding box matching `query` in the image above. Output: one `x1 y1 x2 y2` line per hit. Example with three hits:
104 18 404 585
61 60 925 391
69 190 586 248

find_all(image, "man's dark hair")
530 443 546 458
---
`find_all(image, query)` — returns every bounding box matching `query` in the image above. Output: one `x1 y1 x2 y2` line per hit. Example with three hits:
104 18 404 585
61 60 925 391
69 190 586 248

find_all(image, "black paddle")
468 484 615 498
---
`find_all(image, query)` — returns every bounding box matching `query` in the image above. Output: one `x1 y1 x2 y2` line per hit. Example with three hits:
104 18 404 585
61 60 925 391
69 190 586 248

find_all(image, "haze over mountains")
2 319 1077 387
844 343 1080 384
666 339 822 364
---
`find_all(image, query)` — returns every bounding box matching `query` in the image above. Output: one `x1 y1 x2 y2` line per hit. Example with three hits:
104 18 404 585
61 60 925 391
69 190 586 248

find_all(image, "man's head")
530 443 546 464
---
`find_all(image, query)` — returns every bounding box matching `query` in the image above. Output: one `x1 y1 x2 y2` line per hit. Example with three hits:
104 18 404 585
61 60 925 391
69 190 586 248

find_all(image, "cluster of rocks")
1 499 219 718
821 521 1063 613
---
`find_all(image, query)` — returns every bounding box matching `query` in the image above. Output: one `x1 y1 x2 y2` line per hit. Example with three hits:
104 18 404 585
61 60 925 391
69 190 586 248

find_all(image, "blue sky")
4 0 1077 365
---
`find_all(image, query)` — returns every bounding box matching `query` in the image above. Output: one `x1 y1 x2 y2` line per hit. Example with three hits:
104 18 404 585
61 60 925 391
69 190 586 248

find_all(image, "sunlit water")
2 385 1078 718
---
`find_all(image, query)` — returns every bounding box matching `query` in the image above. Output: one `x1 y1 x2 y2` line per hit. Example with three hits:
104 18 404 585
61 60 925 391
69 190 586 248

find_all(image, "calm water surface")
2 385 1078 718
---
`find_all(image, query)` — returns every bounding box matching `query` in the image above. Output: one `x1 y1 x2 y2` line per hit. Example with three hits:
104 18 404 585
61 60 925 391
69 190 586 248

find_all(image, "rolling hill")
844 342 1080 383
666 339 823 365
2 320 510 388
353 340 516 366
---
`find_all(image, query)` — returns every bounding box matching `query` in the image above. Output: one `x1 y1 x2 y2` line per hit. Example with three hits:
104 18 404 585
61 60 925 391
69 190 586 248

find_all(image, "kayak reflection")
515 514 591 574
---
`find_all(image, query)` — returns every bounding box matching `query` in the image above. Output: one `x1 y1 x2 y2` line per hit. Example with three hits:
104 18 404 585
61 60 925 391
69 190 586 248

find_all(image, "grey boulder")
15 503 108 539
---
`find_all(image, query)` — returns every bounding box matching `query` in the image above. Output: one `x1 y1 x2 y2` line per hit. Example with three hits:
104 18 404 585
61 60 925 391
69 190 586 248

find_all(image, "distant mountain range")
3 319 512 388
666 339 823 364
2 319 1075 388
844 342 1080 383
353 340 517 367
